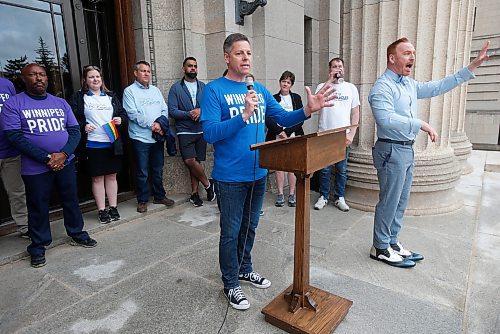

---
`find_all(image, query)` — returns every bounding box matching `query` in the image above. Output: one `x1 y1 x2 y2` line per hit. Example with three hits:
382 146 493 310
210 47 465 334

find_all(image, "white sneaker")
314 196 328 210
334 197 349 212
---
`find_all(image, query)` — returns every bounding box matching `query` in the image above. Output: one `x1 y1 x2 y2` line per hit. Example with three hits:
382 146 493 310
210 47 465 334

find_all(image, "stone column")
450 0 475 174
343 0 473 215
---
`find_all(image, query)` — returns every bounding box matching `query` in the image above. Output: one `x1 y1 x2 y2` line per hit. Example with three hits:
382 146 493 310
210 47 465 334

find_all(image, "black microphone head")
245 75 254 90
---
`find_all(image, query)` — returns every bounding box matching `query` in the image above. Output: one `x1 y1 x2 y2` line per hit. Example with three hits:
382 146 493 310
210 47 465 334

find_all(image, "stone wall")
131 0 342 195
465 0 500 146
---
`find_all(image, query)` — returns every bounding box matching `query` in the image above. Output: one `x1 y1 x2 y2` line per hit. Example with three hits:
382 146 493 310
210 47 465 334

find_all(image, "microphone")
245 75 258 111
335 73 344 84
245 74 254 90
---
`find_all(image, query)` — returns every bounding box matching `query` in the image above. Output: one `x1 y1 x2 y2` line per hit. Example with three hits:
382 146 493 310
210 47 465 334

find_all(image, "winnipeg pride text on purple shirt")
0 78 18 159
2 92 78 175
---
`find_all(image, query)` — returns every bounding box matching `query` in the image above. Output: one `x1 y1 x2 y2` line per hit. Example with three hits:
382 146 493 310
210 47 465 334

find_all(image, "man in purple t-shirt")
0 77 28 237
1 64 97 268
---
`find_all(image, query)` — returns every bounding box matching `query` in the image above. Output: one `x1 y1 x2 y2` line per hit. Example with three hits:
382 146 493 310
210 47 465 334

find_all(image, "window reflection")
1 0 50 11
0 1 71 98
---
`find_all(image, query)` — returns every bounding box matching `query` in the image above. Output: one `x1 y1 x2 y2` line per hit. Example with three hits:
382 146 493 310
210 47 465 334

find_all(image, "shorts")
177 133 207 161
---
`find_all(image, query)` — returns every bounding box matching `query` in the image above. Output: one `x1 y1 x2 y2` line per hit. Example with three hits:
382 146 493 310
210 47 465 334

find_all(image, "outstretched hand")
468 40 490 72
303 84 335 116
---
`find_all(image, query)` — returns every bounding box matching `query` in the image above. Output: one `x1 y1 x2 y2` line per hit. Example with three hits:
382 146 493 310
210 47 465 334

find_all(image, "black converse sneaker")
238 271 271 288
223 286 250 310
205 179 216 202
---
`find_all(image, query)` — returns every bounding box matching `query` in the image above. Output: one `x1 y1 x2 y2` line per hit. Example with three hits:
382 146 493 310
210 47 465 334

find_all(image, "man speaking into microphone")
200 33 335 310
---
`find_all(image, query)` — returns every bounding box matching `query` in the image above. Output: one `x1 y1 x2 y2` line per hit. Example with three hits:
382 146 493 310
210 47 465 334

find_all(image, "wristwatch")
44 154 52 164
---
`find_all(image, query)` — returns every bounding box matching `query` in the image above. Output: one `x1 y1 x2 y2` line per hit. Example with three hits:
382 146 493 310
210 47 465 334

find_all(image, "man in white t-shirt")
314 58 360 211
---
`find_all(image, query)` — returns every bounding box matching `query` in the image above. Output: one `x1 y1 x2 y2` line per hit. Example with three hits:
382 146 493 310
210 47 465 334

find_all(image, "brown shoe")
153 197 175 207
137 202 147 213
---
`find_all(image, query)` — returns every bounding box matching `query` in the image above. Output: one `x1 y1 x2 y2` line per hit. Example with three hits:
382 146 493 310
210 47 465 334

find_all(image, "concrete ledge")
484 151 500 172
0 196 189 267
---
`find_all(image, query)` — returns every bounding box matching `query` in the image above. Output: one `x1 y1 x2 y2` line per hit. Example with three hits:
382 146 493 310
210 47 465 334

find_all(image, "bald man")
1 64 97 268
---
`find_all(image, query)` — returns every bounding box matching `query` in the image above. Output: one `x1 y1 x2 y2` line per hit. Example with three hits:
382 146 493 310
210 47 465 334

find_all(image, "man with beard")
2 64 97 268
168 57 214 207
368 38 490 268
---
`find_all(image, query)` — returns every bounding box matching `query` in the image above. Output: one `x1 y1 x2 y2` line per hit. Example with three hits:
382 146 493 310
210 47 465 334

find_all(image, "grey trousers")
0 155 28 233
372 141 414 249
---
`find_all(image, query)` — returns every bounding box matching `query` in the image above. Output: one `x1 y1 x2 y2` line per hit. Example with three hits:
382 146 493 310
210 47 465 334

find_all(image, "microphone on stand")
245 75 259 111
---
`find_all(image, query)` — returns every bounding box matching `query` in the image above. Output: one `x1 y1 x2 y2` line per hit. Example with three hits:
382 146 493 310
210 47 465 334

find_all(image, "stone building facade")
130 0 344 195
0 0 483 222
464 0 500 149
132 0 479 215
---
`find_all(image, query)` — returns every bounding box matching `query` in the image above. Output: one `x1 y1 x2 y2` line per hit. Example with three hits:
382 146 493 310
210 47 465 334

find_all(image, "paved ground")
0 150 499 334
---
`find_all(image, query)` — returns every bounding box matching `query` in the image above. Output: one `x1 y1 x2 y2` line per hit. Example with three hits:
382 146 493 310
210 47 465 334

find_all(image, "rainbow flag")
102 121 119 143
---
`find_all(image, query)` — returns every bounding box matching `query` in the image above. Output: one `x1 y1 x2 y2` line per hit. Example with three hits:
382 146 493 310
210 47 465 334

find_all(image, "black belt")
378 138 414 146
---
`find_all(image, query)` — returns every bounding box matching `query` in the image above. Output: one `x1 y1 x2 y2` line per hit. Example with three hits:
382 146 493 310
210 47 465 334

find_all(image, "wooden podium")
251 126 356 334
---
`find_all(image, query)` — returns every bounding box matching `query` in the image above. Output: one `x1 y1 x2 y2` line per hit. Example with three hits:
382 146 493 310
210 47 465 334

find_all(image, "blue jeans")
132 139 166 203
22 161 89 257
215 177 266 289
372 141 414 249
318 147 349 200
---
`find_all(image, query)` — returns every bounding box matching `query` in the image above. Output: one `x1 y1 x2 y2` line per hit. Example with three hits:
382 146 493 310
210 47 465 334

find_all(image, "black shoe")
31 255 46 268
98 209 112 224
206 179 216 202
223 287 250 310
153 197 175 207
369 246 415 268
108 206 121 221
190 193 203 207
238 271 271 288
71 237 97 248
137 202 148 213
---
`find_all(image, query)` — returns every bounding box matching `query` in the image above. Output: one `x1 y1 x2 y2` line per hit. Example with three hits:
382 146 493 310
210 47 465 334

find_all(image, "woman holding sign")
70 65 126 223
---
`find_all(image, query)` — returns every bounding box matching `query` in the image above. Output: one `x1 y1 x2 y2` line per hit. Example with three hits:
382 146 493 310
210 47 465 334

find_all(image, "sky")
0 2 65 72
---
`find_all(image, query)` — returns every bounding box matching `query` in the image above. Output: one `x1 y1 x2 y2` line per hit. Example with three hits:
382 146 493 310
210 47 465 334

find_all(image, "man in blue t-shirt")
0 77 28 237
2 64 97 268
200 33 335 310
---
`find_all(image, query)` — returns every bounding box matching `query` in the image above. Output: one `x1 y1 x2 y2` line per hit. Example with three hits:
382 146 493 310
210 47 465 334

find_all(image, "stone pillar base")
346 185 463 216
346 147 463 216
451 131 473 175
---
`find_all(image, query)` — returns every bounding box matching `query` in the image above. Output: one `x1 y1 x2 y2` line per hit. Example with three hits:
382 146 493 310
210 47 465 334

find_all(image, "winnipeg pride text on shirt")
21 108 66 134
223 93 265 124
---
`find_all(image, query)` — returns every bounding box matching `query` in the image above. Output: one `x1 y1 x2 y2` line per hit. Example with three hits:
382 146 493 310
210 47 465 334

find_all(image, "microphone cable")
217 83 260 334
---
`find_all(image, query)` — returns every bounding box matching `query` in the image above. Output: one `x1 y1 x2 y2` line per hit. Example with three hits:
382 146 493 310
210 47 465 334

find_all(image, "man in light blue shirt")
368 38 490 268
123 61 174 213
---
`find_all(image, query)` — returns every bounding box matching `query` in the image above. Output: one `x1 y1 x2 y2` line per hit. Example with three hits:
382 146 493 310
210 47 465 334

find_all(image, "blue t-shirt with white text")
200 77 307 182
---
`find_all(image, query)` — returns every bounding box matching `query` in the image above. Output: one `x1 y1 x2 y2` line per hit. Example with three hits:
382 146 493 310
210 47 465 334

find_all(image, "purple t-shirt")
2 92 78 175
0 78 18 159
